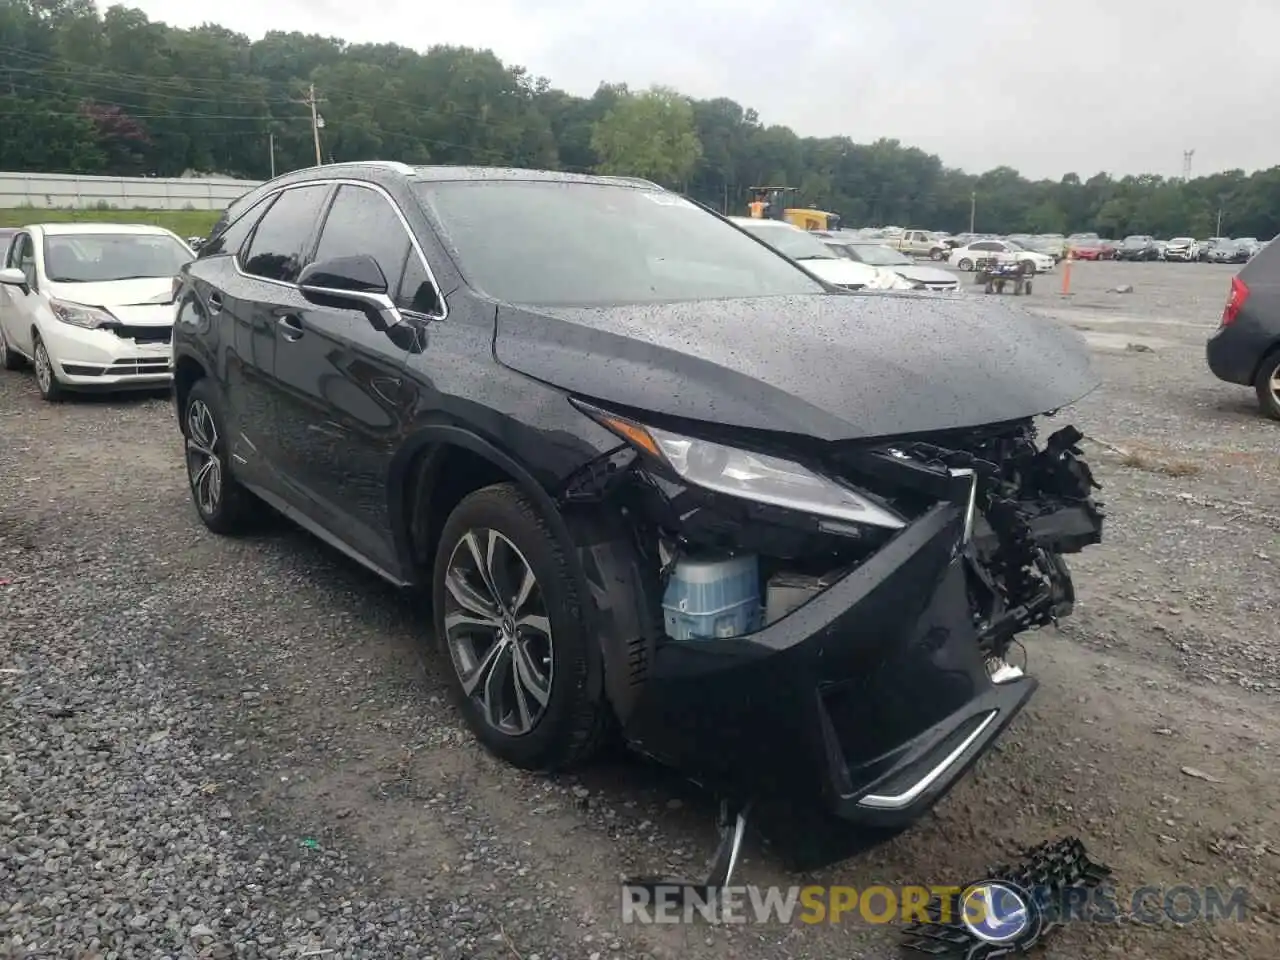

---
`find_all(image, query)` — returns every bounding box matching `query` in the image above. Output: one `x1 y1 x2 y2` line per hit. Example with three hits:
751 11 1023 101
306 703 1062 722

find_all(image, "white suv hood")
802 258 915 291
46 277 177 326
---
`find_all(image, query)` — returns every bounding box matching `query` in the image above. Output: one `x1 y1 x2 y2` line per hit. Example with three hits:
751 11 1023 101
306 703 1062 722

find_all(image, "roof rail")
611 176 662 189
347 160 416 174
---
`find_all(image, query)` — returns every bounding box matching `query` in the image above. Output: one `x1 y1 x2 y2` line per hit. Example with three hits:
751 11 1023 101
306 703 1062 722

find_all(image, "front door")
271 182 420 573
2 233 40 357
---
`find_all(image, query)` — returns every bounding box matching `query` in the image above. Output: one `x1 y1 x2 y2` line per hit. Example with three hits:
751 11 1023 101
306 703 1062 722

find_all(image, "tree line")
2 0 1278 239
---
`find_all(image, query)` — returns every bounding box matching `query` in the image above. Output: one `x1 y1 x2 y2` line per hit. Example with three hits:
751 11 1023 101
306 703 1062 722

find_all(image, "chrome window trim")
231 177 448 321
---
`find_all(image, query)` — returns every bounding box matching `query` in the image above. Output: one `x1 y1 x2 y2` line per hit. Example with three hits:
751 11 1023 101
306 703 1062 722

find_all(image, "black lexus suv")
172 160 1104 863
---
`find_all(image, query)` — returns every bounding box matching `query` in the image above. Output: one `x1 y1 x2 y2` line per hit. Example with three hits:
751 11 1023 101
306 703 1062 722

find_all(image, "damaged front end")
557 402 1104 828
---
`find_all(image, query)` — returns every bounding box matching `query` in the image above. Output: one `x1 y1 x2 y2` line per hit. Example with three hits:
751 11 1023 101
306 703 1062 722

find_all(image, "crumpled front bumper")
620 502 1036 828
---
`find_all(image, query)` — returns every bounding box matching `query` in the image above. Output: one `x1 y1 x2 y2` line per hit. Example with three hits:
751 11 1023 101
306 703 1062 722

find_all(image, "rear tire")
182 378 261 534
1254 350 1280 421
0 329 22 370
433 482 614 772
957 258 973 271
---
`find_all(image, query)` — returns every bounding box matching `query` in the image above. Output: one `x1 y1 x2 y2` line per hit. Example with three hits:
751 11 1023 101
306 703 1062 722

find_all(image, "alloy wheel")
1270 366 1280 407
443 528 554 737
34 343 52 393
185 399 223 516
0 336 7 367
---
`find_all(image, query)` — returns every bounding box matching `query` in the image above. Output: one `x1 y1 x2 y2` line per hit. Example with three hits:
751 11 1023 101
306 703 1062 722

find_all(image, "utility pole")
293 83 326 167
268 132 276 178
1216 205 1223 235
969 190 976 233
1182 149 1194 182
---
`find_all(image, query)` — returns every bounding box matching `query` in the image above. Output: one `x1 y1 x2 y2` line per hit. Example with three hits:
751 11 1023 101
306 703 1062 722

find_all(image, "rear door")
270 182 420 573
213 183 333 493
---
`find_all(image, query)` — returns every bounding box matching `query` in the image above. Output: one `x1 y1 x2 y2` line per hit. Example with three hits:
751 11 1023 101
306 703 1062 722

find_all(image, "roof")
275 160 662 190
28 222 178 236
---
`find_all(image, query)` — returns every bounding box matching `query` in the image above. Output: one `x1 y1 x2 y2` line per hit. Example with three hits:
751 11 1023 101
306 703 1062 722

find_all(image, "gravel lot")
2 260 1277 960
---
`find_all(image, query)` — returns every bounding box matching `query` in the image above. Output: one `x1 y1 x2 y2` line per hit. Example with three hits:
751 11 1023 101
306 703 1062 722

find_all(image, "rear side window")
202 194 276 259
311 184 413 294
241 184 330 283
1240 240 1279 281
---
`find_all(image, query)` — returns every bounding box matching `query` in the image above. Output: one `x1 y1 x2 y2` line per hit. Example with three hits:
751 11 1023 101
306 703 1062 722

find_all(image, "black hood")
493 293 1098 442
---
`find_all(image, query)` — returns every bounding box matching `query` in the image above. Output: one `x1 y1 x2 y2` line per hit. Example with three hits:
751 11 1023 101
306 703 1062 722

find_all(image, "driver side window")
10 234 36 289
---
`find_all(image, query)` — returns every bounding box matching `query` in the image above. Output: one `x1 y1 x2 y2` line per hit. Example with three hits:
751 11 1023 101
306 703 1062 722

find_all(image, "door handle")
277 314 304 341
206 291 223 314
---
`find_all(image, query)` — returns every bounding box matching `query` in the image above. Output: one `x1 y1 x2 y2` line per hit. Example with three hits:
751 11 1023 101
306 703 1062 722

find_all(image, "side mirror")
298 254 401 330
0 266 30 295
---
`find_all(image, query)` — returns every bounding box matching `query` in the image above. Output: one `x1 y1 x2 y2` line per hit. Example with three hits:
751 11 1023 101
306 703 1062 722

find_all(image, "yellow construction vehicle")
746 186 841 231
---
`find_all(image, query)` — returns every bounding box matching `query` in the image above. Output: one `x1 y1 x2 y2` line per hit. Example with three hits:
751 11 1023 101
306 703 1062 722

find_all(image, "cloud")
130 0 1280 179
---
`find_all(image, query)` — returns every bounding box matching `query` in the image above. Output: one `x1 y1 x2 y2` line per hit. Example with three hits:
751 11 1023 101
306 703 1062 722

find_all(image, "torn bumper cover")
576 417 1104 828
621 499 1036 827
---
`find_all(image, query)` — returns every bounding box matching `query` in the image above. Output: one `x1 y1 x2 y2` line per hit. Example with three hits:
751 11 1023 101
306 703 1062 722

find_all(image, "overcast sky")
129 0 1276 181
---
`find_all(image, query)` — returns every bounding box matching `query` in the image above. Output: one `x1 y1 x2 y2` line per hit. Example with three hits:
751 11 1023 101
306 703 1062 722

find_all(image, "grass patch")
0 208 220 236
1119 450 1202 478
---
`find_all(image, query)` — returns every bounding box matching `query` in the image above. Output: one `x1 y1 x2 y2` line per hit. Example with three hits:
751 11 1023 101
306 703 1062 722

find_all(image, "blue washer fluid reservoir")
661 554 762 641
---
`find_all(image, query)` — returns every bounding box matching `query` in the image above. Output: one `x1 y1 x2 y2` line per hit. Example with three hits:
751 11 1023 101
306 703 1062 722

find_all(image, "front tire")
1254 351 1280 421
32 335 66 401
182 378 260 534
957 258 974 271
433 482 613 772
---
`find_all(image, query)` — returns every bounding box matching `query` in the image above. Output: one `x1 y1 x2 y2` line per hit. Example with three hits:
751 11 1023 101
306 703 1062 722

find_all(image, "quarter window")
311 184 413 296
396 252 442 315
241 184 330 283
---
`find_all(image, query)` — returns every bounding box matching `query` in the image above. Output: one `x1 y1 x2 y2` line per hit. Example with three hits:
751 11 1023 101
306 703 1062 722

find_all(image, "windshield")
411 181 826 306
846 244 912 266
42 233 192 282
1170 238 1194 244
1123 236 1148 244
732 220 839 261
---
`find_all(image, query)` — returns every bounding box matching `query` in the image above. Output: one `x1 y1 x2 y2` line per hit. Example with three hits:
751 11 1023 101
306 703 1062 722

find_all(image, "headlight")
50 299 116 329
575 404 905 530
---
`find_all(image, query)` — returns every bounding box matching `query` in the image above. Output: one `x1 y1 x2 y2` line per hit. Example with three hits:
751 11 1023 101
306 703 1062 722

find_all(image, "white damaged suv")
0 223 194 401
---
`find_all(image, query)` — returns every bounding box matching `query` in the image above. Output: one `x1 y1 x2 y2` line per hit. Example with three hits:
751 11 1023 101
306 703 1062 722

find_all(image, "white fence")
0 172 263 210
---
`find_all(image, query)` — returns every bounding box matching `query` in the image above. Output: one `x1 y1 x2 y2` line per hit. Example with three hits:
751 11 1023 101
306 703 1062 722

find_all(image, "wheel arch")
172 353 209 428
393 424 611 701
391 424 580 586
1252 337 1280 385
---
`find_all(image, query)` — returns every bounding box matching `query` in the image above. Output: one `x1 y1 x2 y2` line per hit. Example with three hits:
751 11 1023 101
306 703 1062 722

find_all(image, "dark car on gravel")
170 161 1105 871
1115 235 1158 261
1207 239 1280 419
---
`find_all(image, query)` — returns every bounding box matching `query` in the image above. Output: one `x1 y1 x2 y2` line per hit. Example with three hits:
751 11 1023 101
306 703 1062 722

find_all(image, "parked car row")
839 224 1273 269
